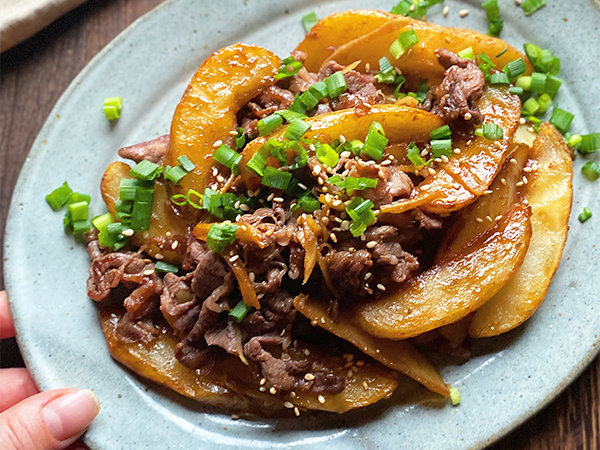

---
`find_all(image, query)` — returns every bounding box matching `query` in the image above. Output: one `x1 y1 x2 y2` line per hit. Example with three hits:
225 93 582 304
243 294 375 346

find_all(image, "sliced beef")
330 71 384 111
324 249 373 298
115 315 160 344
362 165 414 208
205 320 246 362
118 134 170 166
364 226 420 284
412 208 444 230
424 48 485 123
289 67 318 94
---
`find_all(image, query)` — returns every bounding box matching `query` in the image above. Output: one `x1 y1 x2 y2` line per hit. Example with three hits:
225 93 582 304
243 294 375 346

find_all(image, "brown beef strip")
118 134 170 165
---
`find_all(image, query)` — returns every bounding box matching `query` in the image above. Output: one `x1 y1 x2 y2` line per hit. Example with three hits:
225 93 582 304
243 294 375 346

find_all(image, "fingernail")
43 390 100 442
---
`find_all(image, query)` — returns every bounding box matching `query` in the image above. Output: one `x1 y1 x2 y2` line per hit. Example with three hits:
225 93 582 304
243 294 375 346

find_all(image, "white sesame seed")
494 141 503 149
265 229 274 237
332 199 342 207
523 198 529 205
501 178 507 185
303 348 310 356
484 190 493 195
380 159 392 166
212 167 219 176
229 255 239 262
445 36 451 43
528 126 535 133
247 189 254 197
475 217 484 223
330 233 338 243
235 214 242 222
409 4 415 11
260 378 267 385
364 63 371 72
443 5 449 16
231 414 240 420
341 220 350 231
363 380 369 389
294 407 300 416
273 197 284 203
420 149 429 157
364 272 372 280
347 369 354 378
171 241 178 250
216 175 225 183
297 182 307 190
290 391 297 398
486 215 493 223
155 253 164 260
356 360 364 366
434 158 442 163
459 9 469 17
259 386 266 392
267 193 275 202
143 269 155 276
523 177 528 185
464 112 472 120
339 134 347 144
270 387 277 395
394 67 403 76
249 272 256 282
510 158 518 165
453 183 461 190
305 373 315 381
447 195 458 202
122 228 134 237
213 140 223 147
360 233 366 241
516 181 524 187
318 395 326 404
523 167 532 173
520 117 527 125
377 283 386 291
494 215 503 222
229 130 239 136
366 241 378 249
532 163 539 171
309 143 316 152
453 148 461 155
441 155 449 163
428 167 437 175
317 177 324 185
284 401 294 409
322 216 329 225
240 204 250 212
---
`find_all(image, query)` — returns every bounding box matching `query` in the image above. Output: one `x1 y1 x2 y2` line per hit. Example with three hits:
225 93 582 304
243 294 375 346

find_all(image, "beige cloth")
0 0 88 52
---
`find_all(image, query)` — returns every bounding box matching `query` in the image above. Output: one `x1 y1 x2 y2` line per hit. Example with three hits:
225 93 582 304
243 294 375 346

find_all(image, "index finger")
0 291 16 339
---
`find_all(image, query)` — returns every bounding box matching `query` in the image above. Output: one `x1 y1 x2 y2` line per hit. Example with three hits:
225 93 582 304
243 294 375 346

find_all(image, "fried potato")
100 162 189 263
294 295 449 397
469 123 573 337
168 44 281 193
240 104 444 189
357 203 532 339
296 10 397 72
435 143 529 260
325 17 533 83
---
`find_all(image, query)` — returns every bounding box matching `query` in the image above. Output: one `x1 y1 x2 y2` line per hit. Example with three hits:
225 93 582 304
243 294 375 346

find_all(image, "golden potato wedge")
100 309 249 408
294 295 449 397
469 123 573 337
325 17 533 82
100 162 189 263
168 44 281 193
296 10 397 72
382 87 521 216
240 104 444 189
435 143 529 260
357 203 532 340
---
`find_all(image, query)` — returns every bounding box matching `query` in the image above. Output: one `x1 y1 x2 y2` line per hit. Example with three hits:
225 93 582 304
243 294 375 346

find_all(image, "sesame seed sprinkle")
520 117 527 125
523 167 532 173
330 233 338 243
464 112 472 121
212 167 219 176
259 386 266 392
484 190 493 195
459 9 469 17
171 241 178 250
443 5 449 16
273 197 284 203
305 373 315 381
428 167 437 175
297 182 307 190
318 395 326 404
122 228 134 237
229 255 239 262
270 387 277 395
347 370 354 378
494 215 503 221
155 253 164 260
453 148 461 155
501 178 507 185
267 193 275 202
377 283 386 291
364 63 371 72
249 272 256 282
229 130 239 136
216 175 225 183
516 181 524 187
510 158 518 165
366 241 378 249
294 407 300 416
441 155 449 163
213 140 223 147
143 269 155 276
231 414 240 420
240 204 250 212
364 272 372 280
363 380 369 389
284 401 294 409
475 217 484 223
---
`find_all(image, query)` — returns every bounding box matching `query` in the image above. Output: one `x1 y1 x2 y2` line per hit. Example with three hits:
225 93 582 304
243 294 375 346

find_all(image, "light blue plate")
5 0 600 449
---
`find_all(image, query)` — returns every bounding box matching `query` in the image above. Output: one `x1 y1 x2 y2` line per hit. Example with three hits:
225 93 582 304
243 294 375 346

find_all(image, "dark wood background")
0 1 598 448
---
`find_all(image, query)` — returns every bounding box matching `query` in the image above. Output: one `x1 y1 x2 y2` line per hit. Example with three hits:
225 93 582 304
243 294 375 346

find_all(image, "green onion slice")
130 160 163 181
155 261 179 274
430 125 451 140
549 108 574 134
407 142 427 167
325 71 347 99
297 191 321 212
229 300 252 323
46 181 73 211
257 114 283 136
103 97 123 121
284 119 311 141
389 29 419 59
206 222 239 254
212 144 242 176
328 175 378 191
581 161 600 181
578 207 592 223
361 121 389 161
262 166 293 190
579 133 600 154
302 11 318 33
164 165 188 184
92 212 114 230
475 123 504 140
315 142 339 167
521 0 546 16
177 155 195 172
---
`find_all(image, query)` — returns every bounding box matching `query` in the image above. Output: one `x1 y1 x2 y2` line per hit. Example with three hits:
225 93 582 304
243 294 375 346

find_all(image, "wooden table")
0 0 598 448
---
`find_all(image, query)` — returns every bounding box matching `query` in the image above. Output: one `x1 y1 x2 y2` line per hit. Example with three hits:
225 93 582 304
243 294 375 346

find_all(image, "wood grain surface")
0 1 598 449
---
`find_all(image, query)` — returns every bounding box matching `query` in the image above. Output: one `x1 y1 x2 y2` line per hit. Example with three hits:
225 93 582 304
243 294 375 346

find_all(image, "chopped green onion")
262 166 293 190
540 49 560 75
476 123 504 140
496 48 508 58
284 119 311 141
544 74 562 98
177 155 195 172
578 207 592 223
521 0 546 16
164 165 188 184
393 75 407 99
503 58 527 80
389 29 419 59
72 219 92 234
92 212 114 230
155 261 179 274
302 11 318 33
346 197 376 237
212 144 242 175
103 97 123 121
581 161 600 181
482 0 503 37
478 53 496 80
515 76 532 91
489 72 510 85
579 133 600 154
130 186 154 231
414 78 429 103
392 0 444 19
276 109 308 123
450 387 462 406
229 300 252 323
375 56 396 83
431 139 452 158
206 222 239 254
528 116 543 133
119 179 138 202
529 72 547 94
566 134 582 148
247 146 269 176
289 95 307 114
509 86 524 95
457 47 474 60
549 108 574 134
130 160 163 181
430 125 452 140
98 222 129 249
524 43 542 67
325 71 347 99
407 142 427 167
361 121 388 161
300 90 319 110
235 127 247 149
186 189 204 209
203 189 244 220
46 181 73 211
537 93 552 114
275 56 303 80
315 142 339 167
287 141 309 170
170 194 189 206
257 114 283 136
522 97 540 116
297 191 321 212
391 0 411 15
328 175 378 191
309 81 329 100
66 192 90 205
68 201 88 222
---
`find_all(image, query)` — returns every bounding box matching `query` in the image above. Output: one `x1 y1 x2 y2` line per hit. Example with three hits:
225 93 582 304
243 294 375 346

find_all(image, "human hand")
0 290 100 450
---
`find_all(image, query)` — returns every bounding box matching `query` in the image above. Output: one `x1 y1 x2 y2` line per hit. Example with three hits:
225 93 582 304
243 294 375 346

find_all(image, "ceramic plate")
5 0 600 449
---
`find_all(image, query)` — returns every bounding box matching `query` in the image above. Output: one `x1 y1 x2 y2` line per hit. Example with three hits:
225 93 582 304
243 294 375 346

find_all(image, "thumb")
0 388 100 450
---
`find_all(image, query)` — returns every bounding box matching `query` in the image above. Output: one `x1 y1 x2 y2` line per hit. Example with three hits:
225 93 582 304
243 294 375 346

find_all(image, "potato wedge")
435 143 529 260
296 10 397 72
357 203 532 339
325 17 532 82
100 162 189 263
240 104 444 189
469 124 573 337
294 295 449 397
100 309 249 408
168 44 281 193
